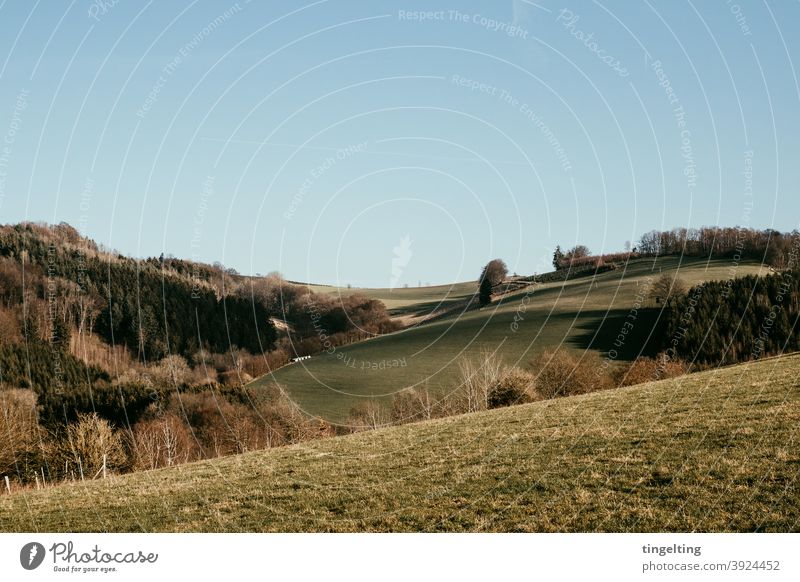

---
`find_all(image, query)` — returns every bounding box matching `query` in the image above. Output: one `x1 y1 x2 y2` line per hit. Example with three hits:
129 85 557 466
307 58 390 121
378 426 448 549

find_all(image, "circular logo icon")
20 542 46 570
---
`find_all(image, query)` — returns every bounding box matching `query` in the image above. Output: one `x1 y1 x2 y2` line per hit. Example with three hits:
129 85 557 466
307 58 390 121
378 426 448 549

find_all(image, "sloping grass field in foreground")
1 354 798 532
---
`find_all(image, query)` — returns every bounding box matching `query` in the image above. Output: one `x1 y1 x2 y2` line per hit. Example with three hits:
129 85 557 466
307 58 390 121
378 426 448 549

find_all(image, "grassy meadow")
2 352 797 532
301 280 478 315
259 256 767 422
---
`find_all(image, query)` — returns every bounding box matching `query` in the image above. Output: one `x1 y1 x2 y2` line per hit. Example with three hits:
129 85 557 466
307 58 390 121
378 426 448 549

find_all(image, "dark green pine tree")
553 246 564 270
478 273 493 307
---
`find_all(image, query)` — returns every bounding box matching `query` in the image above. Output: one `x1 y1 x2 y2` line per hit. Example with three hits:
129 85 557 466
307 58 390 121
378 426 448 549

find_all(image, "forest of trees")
636 226 797 266
661 269 800 365
0 222 398 459
550 227 798 273
0 222 275 360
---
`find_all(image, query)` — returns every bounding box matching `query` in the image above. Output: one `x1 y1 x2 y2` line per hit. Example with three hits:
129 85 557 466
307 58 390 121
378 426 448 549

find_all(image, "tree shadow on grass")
569 308 666 360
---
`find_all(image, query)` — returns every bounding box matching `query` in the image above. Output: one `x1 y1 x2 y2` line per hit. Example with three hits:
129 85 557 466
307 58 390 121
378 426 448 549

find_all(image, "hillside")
256 256 768 421
299 280 478 317
2 353 798 532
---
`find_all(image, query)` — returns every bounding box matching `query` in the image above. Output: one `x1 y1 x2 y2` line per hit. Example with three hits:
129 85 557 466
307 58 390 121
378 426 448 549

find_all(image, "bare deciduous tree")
652 274 688 307
49 413 128 478
348 401 387 432
457 349 504 413
390 386 436 423
131 413 194 470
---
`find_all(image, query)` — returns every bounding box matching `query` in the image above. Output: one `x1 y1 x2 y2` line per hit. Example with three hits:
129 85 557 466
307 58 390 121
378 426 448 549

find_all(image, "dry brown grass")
1 353 798 532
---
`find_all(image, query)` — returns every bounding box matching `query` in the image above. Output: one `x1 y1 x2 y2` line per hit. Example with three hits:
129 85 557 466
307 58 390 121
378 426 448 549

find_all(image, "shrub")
390 386 437 424
651 353 690 382
265 394 332 444
614 357 659 387
615 354 689 387
239 348 290 378
48 413 128 478
151 355 191 387
217 370 253 387
167 387 328 457
348 401 388 432
488 367 536 408
168 391 235 457
0 307 21 345
456 349 505 413
0 388 43 481
131 412 195 470
531 350 613 399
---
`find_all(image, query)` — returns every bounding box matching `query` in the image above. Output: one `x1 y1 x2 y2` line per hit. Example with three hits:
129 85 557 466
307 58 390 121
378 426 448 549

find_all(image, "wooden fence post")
102 454 107 479
4 475 10 494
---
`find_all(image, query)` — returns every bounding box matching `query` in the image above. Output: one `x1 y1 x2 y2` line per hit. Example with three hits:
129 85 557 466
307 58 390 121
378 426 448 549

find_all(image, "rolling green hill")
2 352 797 532
258 256 767 422
299 280 478 315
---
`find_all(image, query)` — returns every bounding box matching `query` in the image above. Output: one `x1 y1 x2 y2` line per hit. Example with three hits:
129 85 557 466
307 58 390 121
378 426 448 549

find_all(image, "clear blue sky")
0 1 797 286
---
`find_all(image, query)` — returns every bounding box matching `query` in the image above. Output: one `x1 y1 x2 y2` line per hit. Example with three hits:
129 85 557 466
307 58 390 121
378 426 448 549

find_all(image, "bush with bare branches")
47 413 128 479
455 349 505 413
615 354 689 387
489 367 537 408
151 355 191 387
0 388 42 481
131 412 195 470
348 401 389 432
531 350 614 399
390 385 438 424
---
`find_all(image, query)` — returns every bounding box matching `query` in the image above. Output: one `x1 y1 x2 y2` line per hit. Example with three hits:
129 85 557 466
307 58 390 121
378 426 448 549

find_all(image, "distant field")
299 280 477 315
3 353 797 532
261 257 767 422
